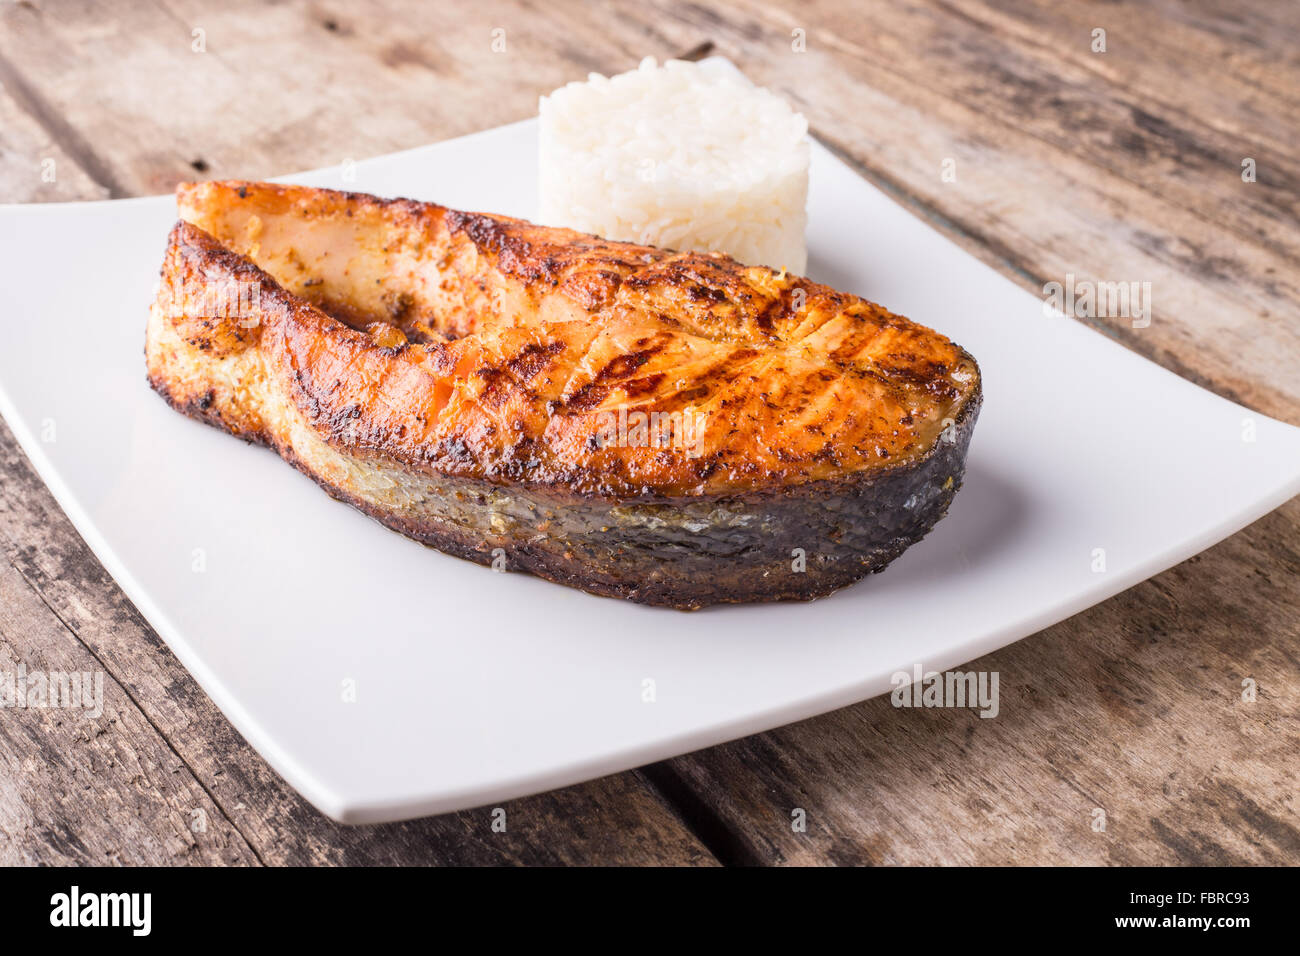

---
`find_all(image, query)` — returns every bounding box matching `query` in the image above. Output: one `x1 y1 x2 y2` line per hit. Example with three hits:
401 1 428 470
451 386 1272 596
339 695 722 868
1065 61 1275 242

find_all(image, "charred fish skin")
145 183 982 609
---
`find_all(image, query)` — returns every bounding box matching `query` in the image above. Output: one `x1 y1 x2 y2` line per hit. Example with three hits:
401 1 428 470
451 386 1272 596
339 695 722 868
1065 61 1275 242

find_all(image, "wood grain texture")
0 0 1297 865
0 70 108 203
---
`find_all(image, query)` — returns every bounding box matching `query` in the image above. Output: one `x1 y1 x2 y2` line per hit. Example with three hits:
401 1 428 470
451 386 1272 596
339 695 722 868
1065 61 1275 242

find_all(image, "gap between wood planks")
0 47 129 199
641 761 767 866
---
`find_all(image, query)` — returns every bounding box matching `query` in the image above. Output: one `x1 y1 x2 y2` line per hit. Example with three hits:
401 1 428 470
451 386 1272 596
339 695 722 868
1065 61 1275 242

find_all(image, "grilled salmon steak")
145 181 981 609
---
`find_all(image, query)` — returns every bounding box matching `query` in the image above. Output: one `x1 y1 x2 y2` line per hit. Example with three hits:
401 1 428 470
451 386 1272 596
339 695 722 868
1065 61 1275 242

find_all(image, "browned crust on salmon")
145 182 982 608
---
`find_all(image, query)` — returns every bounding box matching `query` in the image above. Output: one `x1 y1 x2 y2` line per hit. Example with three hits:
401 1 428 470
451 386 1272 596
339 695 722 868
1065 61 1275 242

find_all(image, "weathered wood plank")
0 62 108 203
0 0 673 194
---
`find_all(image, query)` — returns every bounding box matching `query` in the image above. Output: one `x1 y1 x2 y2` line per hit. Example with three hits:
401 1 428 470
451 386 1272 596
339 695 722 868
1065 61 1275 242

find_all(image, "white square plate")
2 118 1298 823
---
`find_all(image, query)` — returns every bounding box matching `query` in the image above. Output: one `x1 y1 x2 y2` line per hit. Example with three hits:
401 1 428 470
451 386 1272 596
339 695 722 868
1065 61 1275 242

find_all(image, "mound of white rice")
538 57 809 273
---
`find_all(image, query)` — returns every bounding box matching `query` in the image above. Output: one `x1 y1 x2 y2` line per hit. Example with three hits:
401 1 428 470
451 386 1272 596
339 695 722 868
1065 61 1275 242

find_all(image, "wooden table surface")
1 0 1297 866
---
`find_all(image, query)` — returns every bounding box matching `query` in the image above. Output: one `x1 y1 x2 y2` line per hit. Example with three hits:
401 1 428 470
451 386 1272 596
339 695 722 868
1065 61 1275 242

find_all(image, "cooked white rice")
538 57 809 273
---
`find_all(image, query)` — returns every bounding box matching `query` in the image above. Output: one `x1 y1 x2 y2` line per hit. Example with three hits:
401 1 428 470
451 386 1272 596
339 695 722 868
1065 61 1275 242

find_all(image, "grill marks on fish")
159 180 979 500
475 340 568 410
